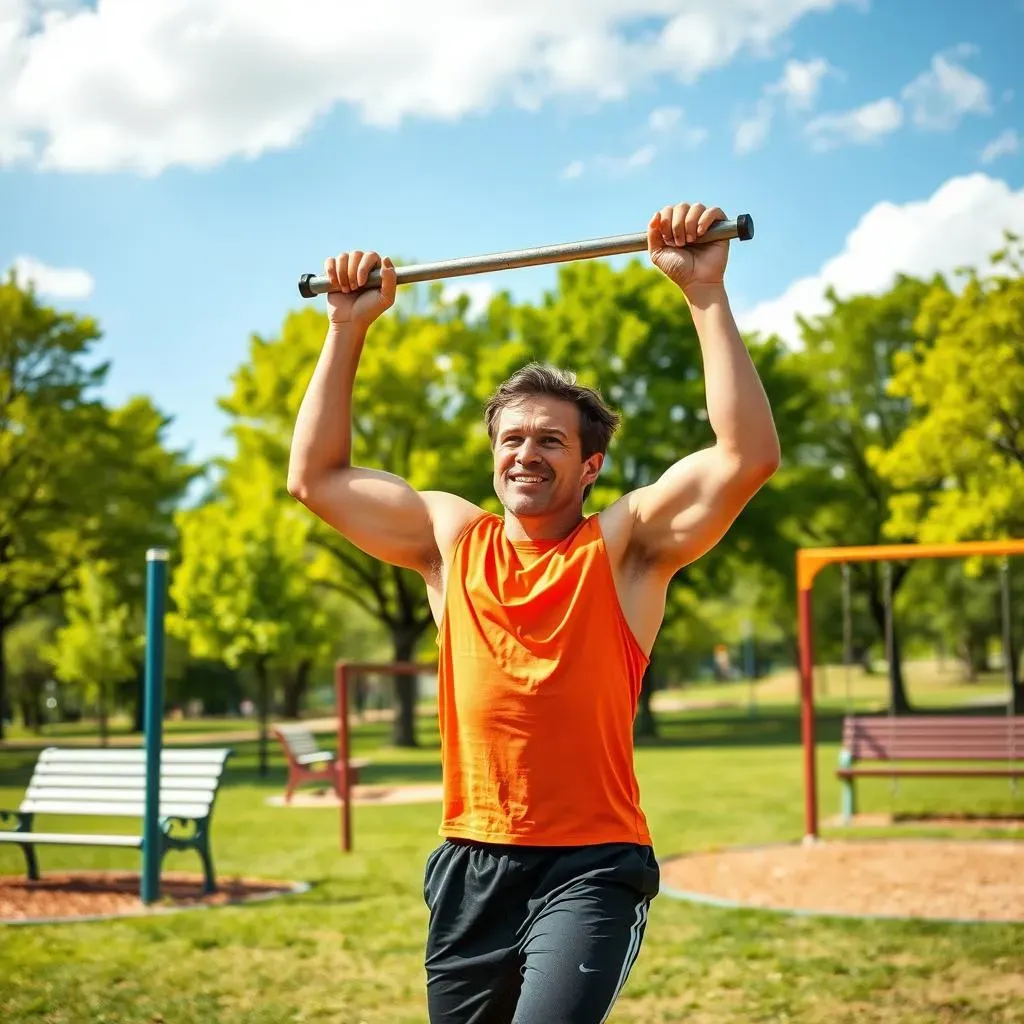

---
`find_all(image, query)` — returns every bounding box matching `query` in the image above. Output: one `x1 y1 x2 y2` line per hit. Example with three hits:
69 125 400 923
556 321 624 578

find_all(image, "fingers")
378 256 397 306
697 205 725 238
323 250 386 293
648 203 728 247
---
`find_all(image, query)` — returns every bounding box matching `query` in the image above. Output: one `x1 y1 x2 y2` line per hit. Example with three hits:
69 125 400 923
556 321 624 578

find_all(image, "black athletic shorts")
422 838 660 1024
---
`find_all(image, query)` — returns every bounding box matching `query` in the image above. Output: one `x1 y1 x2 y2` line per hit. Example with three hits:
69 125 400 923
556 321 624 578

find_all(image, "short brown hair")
484 363 620 458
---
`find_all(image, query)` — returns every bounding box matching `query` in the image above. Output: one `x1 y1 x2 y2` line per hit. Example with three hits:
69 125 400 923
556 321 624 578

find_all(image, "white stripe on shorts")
598 897 649 1024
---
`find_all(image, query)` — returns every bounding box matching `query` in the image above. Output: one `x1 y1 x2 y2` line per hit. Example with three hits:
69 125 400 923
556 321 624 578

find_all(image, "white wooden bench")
272 724 367 803
0 746 233 894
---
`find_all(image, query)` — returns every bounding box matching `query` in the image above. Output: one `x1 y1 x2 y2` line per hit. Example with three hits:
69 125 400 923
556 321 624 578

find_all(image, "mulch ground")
661 839 1024 922
0 871 301 923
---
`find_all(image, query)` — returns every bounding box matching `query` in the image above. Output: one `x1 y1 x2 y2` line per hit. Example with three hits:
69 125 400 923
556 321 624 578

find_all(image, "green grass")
1 701 1023 1023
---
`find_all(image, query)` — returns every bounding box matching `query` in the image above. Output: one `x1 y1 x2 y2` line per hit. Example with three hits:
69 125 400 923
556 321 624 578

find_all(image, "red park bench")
836 714 1024 824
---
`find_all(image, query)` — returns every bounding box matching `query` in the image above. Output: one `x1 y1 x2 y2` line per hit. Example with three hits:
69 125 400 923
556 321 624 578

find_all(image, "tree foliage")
0 276 196 737
870 236 1024 542
47 562 139 745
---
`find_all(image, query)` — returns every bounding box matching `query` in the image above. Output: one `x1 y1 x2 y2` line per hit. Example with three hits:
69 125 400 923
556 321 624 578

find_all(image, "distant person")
288 201 780 1024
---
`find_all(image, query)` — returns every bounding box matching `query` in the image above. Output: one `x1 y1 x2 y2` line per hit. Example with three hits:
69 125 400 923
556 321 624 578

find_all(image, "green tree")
870 238 1024 540
168 456 334 774
6 614 59 733
869 237 1024 708
47 562 140 745
782 275 940 712
0 276 197 738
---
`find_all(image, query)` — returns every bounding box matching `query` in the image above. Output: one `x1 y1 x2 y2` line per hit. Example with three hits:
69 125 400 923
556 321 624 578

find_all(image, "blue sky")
2 0 1022 469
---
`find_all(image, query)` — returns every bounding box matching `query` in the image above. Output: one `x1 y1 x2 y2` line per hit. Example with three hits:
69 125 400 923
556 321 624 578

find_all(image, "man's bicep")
628 447 767 570
291 467 474 574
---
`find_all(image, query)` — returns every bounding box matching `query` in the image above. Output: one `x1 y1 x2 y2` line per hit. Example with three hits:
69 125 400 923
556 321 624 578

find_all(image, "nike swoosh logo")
578 965 599 973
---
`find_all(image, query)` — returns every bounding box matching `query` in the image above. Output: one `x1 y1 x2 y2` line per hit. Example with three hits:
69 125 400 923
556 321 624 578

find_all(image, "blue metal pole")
141 547 168 905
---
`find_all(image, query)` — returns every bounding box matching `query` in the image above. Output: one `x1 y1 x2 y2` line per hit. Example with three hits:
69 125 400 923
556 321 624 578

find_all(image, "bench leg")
195 833 217 895
21 842 39 882
838 750 856 825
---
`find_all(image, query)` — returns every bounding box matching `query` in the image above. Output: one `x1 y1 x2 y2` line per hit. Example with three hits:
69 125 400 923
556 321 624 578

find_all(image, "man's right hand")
323 250 397 330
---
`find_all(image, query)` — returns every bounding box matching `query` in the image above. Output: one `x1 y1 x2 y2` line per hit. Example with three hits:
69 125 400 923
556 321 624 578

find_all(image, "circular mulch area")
661 839 1024 923
0 871 307 925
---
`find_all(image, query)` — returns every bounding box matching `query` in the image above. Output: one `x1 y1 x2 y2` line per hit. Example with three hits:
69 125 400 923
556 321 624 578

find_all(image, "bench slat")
27 785 216 803
839 767 1022 778
31 765 226 782
0 831 142 847
20 799 213 818
37 748 231 765
28 772 220 789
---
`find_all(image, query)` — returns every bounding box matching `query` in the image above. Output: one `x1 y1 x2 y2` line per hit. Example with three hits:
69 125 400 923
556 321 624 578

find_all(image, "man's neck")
502 508 585 543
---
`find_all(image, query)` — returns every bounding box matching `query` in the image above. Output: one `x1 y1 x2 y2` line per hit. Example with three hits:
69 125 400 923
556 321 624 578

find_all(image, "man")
287 201 781 1023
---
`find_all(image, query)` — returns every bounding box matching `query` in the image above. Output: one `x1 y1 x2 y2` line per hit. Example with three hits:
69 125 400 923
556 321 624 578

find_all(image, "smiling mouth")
509 474 547 484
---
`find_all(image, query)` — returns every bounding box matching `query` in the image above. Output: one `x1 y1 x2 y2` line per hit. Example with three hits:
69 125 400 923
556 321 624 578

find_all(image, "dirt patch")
0 871 304 924
662 839 1024 922
266 783 443 808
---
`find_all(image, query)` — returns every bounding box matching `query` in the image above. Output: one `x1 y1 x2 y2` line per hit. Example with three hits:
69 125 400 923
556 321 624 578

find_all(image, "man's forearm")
287 322 365 490
685 283 780 466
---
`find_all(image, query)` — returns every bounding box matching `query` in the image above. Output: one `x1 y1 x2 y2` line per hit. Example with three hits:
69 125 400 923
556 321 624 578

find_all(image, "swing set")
797 539 1024 840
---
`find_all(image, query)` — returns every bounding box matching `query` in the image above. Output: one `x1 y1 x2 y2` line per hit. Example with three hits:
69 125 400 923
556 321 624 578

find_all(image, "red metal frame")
334 660 437 852
797 538 1024 841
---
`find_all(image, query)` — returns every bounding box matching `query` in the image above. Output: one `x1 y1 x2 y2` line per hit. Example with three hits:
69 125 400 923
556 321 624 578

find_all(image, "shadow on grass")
636 708 847 751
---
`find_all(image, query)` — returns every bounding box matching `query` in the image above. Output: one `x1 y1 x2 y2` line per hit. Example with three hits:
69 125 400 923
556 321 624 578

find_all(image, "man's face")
491 396 603 518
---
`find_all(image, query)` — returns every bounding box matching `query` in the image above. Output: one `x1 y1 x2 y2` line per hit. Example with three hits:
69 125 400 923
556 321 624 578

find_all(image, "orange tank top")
435 511 652 847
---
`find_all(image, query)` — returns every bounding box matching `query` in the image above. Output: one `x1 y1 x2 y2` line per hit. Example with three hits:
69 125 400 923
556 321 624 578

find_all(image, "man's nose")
516 439 543 464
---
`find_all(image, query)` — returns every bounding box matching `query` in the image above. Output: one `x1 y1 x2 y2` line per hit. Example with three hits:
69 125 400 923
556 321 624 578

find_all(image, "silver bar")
298 214 753 298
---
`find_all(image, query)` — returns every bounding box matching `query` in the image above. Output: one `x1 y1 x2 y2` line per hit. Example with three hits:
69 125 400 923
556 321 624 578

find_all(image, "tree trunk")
98 685 109 747
391 627 422 748
255 656 270 777
19 692 41 733
281 659 311 720
0 616 7 741
868 588 912 714
132 662 145 733
634 664 658 740
887 622 911 714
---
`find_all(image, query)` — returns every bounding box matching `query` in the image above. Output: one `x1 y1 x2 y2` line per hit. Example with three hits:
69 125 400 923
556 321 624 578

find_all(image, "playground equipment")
334 660 437 852
797 539 1024 840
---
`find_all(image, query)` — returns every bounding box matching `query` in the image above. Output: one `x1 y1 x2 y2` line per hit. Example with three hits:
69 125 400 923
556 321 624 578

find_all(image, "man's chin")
499 492 551 517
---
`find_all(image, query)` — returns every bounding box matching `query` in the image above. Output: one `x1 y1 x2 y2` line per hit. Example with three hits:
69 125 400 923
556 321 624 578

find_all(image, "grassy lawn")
1 699 1022 1023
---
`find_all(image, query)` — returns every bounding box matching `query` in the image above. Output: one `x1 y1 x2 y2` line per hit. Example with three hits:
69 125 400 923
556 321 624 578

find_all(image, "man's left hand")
647 202 729 295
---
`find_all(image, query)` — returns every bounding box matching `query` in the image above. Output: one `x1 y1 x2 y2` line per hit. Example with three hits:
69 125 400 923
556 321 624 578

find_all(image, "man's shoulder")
422 491 491 554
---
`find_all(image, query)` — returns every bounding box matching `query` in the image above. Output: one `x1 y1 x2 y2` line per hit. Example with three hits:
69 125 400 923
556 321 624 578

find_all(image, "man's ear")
582 452 604 488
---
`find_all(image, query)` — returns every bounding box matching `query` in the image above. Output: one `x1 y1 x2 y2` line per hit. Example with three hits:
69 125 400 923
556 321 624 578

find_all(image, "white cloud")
733 56 834 154
648 106 681 134
900 46 991 131
804 97 903 151
9 254 95 298
734 98 774 154
769 57 833 111
0 0 859 174
441 281 494 319
980 128 1020 165
738 173 1024 346
597 144 657 177
561 159 585 180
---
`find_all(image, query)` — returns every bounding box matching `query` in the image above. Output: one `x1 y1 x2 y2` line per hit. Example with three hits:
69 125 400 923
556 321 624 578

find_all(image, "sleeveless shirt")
435 511 652 847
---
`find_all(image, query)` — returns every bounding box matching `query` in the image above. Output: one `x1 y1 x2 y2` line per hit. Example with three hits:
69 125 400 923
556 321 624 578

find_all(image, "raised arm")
626 203 781 573
286 249 479 576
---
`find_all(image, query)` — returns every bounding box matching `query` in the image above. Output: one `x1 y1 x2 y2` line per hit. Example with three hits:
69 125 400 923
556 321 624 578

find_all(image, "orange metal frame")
334 660 437 852
797 539 1024 840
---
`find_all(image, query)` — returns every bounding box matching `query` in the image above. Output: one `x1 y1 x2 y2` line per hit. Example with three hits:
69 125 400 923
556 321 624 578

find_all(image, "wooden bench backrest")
842 716 1024 761
273 725 322 760
20 747 233 820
